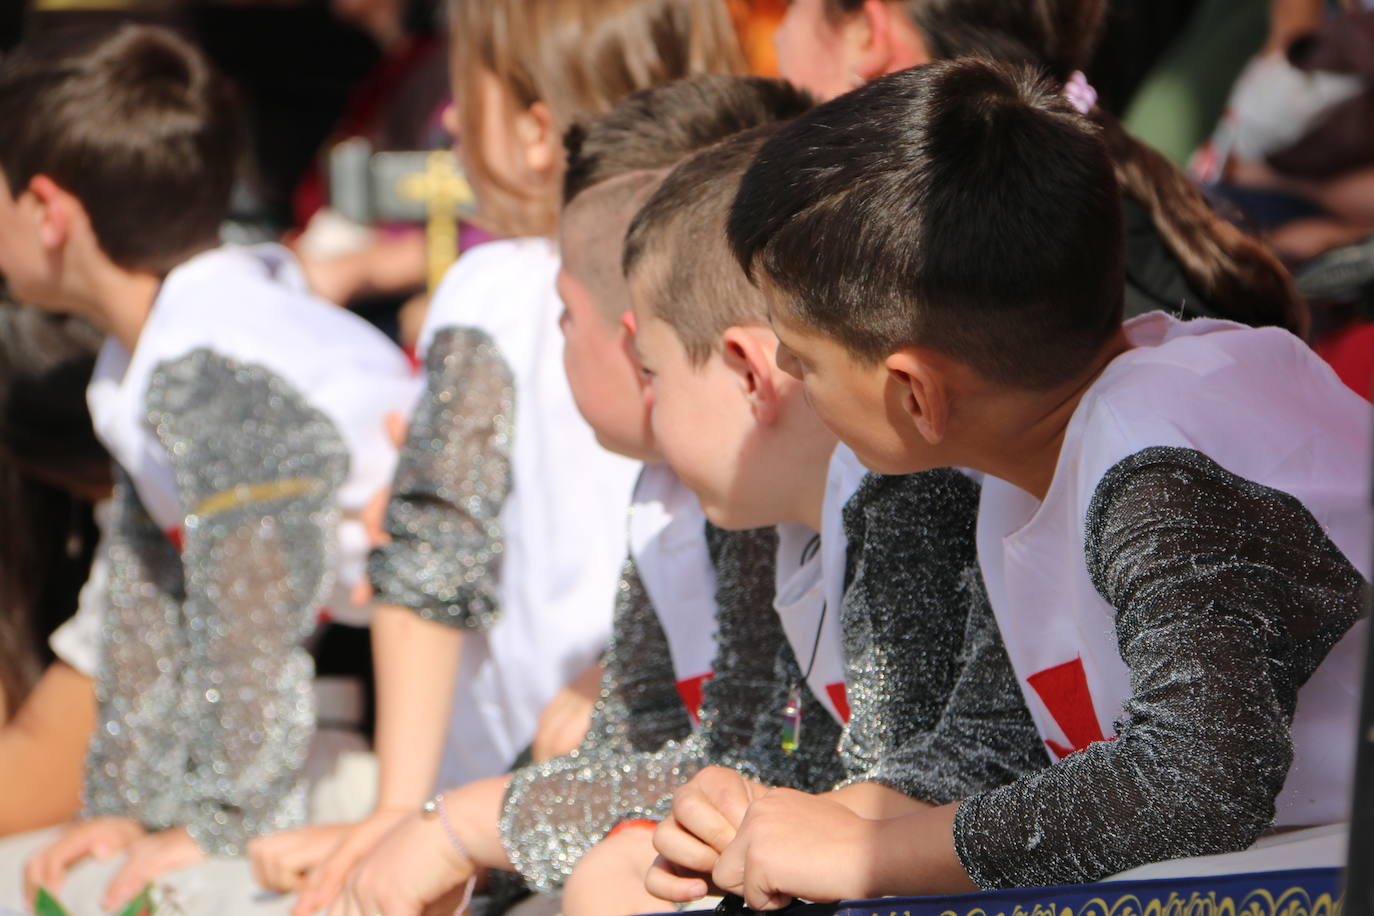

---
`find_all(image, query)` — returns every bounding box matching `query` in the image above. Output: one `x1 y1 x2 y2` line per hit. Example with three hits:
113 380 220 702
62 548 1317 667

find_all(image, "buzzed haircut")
563 74 814 205
560 169 663 325
623 126 781 365
0 24 244 274
728 58 1125 391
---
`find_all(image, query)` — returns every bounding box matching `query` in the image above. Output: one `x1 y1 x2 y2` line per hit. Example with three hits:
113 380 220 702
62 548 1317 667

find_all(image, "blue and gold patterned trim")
682 868 1343 916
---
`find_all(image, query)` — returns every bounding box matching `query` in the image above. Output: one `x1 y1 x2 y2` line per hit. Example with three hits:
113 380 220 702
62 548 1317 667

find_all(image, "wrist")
867 803 973 898
421 793 474 871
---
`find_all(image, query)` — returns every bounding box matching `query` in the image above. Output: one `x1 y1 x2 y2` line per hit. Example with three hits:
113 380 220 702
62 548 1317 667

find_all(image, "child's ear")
884 347 947 445
517 100 560 177
25 175 72 253
722 326 780 425
852 0 931 81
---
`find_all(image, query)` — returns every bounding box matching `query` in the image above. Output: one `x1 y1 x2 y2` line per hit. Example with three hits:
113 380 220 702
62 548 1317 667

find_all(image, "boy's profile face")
0 172 57 309
631 277 835 530
556 261 660 462
768 294 934 476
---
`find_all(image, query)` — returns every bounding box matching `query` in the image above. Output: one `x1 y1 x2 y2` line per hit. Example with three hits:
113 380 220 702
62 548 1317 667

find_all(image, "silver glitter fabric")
369 326 513 629
84 349 348 856
501 525 843 893
836 469 1046 804
954 446 1368 889
573 556 693 758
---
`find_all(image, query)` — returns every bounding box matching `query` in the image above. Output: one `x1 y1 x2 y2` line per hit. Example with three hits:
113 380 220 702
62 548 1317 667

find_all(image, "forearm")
443 775 513 871
372 604 462 809
502 735 715 892
0 663 93 834
867 803 973 898
825 782 931 820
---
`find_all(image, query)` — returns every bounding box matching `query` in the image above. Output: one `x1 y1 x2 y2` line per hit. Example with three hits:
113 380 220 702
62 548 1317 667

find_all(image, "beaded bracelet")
421 793 479 914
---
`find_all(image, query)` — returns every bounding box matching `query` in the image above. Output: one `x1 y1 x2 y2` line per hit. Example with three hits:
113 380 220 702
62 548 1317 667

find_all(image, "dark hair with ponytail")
824 0 1307 334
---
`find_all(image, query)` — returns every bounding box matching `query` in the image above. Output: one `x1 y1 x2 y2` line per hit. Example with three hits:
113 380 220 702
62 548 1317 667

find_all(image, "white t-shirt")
977 312 1372 827
627 464 718 723
773 444 869 725
419 238 641 788
85 244 418 627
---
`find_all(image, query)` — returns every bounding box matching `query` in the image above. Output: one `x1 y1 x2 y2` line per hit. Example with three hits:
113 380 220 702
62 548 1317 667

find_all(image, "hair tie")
1063 70 1098 115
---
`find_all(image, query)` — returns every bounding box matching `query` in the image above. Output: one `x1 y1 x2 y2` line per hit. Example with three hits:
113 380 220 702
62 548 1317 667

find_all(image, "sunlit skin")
773 0 929 102
555 263 661 463
442 68 560 238
765 291 1134 501
628 281 835 533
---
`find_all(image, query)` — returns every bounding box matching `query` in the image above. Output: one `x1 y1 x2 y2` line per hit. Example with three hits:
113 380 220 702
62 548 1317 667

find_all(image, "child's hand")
23 817 145 905
327 809 477 916
645 767 765 902
562 825 664 916
247 822 354 894
530 661 603 761
100 826 204 911
712 788 877 910
290 808 412 916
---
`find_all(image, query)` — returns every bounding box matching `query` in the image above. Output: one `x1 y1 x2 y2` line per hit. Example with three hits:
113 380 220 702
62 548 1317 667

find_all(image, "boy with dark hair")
652 58 1371 907
0 24 416 913
626 124 1045 913
310 75 830 916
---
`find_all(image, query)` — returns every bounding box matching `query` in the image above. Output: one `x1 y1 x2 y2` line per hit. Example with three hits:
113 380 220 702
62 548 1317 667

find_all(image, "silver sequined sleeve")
84 472 193 837
501 526 843 893
369 326 513 629
85 350 349 855
954 447 1367 888
837 470 1046 804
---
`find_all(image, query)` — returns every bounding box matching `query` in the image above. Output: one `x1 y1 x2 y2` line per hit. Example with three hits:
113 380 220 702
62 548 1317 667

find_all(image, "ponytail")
820 0 1311 335
1092 108 1309 336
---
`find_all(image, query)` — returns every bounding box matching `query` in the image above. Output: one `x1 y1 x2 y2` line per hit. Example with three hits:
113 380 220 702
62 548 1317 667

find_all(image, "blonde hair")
450 0 745 237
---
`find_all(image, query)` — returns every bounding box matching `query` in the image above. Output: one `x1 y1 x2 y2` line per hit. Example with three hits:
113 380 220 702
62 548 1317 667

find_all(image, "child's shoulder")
1066 312 1371 525
151 244 406 369
423 236 561 341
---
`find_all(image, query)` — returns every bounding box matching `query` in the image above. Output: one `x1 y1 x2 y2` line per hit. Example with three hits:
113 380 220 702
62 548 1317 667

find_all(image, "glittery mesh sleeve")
576 557 695 758
836 470 1045 803
147 349 348 855
369 326 513 629
84 472 193 833
953 446 1367 889
501 526 842 892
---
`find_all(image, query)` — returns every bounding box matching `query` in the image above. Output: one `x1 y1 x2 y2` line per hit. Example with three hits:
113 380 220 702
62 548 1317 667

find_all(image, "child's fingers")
643 854 710 904
24 829 95 903
247 834 298 894
669 783 742 855
651 814 721 876
293 841 358 916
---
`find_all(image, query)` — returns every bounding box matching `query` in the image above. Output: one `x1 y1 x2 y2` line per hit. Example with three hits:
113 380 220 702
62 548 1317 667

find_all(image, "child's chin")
698 500 765 533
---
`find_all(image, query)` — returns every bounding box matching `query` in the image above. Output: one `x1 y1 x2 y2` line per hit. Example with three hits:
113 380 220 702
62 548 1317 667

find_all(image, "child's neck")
76 259 162 352
781 442 832 534
962 328 1132 502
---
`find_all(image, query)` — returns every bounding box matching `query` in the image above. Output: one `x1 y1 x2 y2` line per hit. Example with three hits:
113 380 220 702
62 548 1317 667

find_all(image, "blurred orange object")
728 0 786 75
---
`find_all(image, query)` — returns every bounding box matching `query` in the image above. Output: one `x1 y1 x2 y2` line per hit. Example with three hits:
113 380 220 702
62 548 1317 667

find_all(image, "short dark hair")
728 58 1124 391
819 0 1304 333
563 74 814 205
0 24 244 273
623 126 780 365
